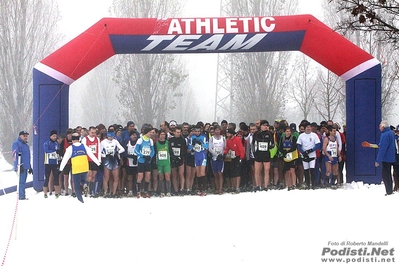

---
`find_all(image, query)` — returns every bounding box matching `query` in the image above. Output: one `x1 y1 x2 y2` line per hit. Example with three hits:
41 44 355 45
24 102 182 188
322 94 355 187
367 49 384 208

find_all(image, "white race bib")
194 143 202 152
48 152 58 160
227 150 236 159
172 147 181 156
142 147 151 156
258 142 268 151
106 148 114 155
215 147 223 155
158 151 167 160
89 145 97 154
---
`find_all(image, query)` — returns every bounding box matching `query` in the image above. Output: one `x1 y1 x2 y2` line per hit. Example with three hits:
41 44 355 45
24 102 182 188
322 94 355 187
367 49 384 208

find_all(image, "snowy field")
1 154 398 266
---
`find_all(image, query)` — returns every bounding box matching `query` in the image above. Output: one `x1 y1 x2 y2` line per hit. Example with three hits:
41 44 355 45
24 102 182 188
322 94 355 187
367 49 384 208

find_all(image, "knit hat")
50 130 57 136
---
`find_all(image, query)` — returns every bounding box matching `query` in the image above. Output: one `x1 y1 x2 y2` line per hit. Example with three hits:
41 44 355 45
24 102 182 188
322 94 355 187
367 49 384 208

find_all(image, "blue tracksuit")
134 136 155 163
12 137 31 199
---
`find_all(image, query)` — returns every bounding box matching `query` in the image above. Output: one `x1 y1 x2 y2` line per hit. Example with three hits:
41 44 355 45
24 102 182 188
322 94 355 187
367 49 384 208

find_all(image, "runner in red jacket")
224 129 245 193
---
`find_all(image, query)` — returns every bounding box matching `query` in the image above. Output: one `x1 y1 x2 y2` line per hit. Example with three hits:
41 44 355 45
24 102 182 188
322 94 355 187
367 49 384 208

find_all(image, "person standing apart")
59 133 101 203
12 131 32 200
375 121 396 196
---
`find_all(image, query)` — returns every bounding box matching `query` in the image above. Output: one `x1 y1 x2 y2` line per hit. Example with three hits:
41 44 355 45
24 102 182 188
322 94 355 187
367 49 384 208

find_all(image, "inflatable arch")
32 15 381 191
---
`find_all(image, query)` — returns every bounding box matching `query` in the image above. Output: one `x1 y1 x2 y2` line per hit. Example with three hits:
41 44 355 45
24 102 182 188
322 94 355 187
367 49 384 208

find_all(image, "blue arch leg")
345 64 382 184
33 69 69 191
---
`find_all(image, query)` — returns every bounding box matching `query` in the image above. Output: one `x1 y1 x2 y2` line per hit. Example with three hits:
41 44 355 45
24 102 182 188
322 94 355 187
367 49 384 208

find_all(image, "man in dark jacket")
12 131 32 200
375 121 396 196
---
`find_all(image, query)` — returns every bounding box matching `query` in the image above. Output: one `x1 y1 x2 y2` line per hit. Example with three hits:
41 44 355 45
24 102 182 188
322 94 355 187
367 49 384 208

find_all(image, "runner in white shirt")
297 122 321 189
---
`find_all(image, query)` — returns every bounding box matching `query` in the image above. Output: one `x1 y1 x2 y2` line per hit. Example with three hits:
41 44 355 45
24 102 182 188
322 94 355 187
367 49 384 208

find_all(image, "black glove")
302 150 309 156
306 149 313 153
55 149 61 155
28 168 33 174
217 154 224 161
144 156 151 163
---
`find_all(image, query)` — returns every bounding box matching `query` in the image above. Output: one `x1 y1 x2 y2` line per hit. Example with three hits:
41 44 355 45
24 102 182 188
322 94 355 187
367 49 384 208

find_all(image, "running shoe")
44 194 48 198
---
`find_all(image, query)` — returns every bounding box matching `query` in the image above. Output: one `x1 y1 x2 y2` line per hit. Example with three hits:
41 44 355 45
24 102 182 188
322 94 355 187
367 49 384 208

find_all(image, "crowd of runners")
39 118 369 199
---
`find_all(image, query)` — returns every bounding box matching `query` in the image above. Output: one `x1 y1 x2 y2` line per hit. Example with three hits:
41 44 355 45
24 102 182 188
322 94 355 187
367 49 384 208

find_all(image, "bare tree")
288 54 318 121
315 69 345 121
111 0 188 128
324 0 399 119
227 0 299 123
167 79 200 124
0 0 62 162
329 0 399 49
79 58 121 127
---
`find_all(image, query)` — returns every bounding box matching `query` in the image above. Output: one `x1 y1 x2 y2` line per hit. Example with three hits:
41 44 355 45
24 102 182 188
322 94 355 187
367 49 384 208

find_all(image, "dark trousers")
18 168 28 199
73 172 88 203
382 162 393 195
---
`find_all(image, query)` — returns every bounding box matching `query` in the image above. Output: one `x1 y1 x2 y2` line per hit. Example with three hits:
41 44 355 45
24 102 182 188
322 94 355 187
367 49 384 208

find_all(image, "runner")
297 122 321 190
252 120 275 191
188 125 209 196
155 130 172 197
279 126 298 191
59 133 101 203
81 126 101 197
169 126 187 195
224 128 245 193
245 123 257 188
208 125 226 194
100 131 125 197
134 126 155 198
60 128 74 196
185 127 196 195
43 130 61 198
322 125 341 188
124 131 139 197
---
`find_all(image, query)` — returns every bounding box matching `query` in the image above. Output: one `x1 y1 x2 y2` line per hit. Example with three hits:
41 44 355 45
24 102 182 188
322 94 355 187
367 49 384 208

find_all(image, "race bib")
194 143 202 152
89 145 97 154
158 151 167 160
285 152 293 161
48 152 58 160
128 150 135 155
330 143 338 157
215 147 223 155
227 150 236 159
106 148 114 154
172 147 181 156
258 142 268 151
142 147 151 156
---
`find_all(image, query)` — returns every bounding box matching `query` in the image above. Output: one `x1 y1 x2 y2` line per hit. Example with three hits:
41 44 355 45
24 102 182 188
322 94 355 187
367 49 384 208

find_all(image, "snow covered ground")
0 155 398 266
